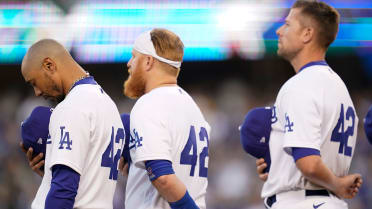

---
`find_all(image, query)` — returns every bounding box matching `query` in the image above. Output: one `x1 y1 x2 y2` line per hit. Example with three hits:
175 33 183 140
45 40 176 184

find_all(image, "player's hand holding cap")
239 107 273 172
364 105 372 144
21 106 53 159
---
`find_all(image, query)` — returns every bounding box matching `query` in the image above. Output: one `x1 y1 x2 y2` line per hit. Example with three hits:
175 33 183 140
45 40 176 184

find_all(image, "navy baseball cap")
364 105 372 144
21 106 53 158
120 113 132 164
240 107 273 172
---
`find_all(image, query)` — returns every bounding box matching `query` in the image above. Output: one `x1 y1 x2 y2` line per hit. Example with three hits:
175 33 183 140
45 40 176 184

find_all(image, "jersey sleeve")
48 107 90 175
130 102 172 169
279 90 322 155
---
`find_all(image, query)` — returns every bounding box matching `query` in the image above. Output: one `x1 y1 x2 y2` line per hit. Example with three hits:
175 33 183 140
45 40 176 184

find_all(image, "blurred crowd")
0 61 371 209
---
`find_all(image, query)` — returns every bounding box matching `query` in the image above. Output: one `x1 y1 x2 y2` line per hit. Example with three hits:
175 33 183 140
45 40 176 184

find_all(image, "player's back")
32 80 124 209
314 66 358 177
126 86 210 209
262 63 358 197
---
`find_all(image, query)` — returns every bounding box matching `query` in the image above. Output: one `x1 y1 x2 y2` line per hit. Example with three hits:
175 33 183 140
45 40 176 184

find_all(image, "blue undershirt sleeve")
45 164 80 209
292 147 320 162
145 160 175 181
169 191 200 209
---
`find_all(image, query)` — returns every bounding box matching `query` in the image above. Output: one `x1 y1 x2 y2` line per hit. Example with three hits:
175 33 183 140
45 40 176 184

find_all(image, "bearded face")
43 72 65 102
123 51 147 99
23 66 65 103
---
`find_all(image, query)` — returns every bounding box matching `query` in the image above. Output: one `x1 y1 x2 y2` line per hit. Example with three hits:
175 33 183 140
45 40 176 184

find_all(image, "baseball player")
120 28 210 209
21 107 132 177
253 1 362 209
20 39 124 209
364 105 372 144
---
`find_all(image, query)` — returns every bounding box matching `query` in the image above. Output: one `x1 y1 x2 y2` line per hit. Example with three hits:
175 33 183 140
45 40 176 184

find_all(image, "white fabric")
125 86 210 209
31 84 124 209
267 190 347 209
261 64 358 203
133 30 182 68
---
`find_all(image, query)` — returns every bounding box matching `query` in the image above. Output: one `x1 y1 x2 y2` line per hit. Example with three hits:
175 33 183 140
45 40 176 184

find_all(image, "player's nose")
276 25 283 37
127 57 133 69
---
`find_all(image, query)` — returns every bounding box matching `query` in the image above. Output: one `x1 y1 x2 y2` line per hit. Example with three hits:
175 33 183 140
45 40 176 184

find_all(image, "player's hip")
264 189 347 209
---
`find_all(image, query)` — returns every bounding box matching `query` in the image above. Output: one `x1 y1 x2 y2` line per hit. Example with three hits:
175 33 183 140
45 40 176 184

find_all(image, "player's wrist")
328 175 342 194
169 190 199 209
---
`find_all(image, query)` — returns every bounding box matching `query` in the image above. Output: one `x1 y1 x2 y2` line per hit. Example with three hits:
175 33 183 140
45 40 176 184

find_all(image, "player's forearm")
296 155 340 192
45 164 80 209
152 174 187 202
145 160 199 208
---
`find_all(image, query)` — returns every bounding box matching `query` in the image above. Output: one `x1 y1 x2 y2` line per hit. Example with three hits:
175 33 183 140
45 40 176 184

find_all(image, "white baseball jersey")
31 81 124 209
262 62 358 198
125 86 210 209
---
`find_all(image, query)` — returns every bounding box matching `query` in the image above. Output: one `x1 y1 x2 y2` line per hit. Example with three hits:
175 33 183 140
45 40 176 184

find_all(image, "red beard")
123 68 146 99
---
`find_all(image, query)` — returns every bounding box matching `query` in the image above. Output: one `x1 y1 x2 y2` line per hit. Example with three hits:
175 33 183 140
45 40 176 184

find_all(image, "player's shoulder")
133 86 188 111
52 86 100 119
52 101 87 120
69 84 103 101
284 65 336 90
142 85 186 99
65 83 113 109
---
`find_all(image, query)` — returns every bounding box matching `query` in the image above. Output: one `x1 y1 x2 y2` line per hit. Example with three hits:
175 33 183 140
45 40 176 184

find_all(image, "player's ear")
144 55 155 72
302 27 314 44
42 57 57 74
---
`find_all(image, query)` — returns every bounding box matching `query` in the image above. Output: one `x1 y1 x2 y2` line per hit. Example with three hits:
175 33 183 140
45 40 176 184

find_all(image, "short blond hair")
150 28 184 76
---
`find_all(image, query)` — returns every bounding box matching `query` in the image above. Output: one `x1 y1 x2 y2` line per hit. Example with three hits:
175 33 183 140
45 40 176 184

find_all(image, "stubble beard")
123 68 146 99
44 72 65 103
277 44 301 62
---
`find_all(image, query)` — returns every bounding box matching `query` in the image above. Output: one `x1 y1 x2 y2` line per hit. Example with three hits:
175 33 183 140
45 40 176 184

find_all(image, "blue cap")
240 107 273 172
21 106 53 158
120 113 132 164
364 105 372 144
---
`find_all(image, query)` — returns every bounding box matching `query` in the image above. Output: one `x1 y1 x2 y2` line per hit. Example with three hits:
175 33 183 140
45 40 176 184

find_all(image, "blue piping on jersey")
70 76 98 91
298 61 329 73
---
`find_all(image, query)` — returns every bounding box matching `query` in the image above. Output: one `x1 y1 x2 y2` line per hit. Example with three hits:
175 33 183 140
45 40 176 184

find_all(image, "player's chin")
124 90 140 99
123 80 141 99
277 48 283 57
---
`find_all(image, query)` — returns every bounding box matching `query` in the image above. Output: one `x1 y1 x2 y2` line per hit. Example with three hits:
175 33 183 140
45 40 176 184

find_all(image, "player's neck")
63 64 89 95
290 47 326 74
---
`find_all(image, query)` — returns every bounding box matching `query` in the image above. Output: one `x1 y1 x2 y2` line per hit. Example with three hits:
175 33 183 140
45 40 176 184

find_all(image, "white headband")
133 30 182 69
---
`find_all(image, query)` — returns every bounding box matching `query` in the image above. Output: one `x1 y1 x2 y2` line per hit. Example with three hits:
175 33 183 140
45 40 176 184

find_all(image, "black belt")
265 190 330 208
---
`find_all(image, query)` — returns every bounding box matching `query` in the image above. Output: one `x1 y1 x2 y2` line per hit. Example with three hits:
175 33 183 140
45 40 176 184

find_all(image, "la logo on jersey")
129 129 143 150
284 113 294 132
59 126 72 150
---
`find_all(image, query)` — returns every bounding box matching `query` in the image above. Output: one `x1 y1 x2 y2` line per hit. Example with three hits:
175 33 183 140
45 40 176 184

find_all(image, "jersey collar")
298 61 328 73
70 76 98 92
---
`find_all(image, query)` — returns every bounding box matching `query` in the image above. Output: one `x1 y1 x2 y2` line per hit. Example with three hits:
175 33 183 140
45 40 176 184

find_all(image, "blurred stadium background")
0 0 372 208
